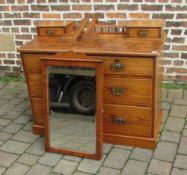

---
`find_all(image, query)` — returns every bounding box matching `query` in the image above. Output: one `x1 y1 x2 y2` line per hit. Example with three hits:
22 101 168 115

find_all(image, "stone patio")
0 81 187 175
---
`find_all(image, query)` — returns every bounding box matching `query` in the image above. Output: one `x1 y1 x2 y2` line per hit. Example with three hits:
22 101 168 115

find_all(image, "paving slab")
104 148 131 169
114 145 134 150
161 102 171 110
170 105 187 118
174 99 187 105
130 148 153 162
0 141 4 146
0 82 6 89
0 105 15 117
17 153 40 165
160 130 181 143
185 123 187 129
165 117 185 132
22 122 32 132
3 110 22 120
12 130 38 143
0 167 6 175
168 89 183 99
53 159 78 174
0 118 11 126
174 154 187 169
97 166 121 175
153 141 177 162
183 129 187 136
0 132 12 141
27 163 52 175
78 156 105 174
39 152 62 167
178 136 187 155
9 97 24 106
63 155 82 162
24 109 32 116
0 151 18 167
122 159 148 175
148 159 172 175
3 162 30 175
162 110 169 123
162 88 167 98
171 168 187 175
1 93 17 101
26 137 45 156
14 115 31 124
1 140 30 154
2 123 23 134
184 90 187 99
103 143 113 154
14 101 30 112
73 172 90 175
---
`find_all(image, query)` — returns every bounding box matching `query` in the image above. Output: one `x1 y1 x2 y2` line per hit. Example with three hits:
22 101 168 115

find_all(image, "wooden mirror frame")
41 52 103 160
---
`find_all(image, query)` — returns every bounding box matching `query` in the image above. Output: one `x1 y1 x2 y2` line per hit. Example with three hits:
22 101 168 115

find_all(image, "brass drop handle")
111 62 125 72
138 30 149 38
47 29 55 35
111 87 124 96
113 116 126 125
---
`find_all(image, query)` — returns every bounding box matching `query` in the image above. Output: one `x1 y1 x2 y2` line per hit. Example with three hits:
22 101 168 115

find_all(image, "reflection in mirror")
48 66 96 153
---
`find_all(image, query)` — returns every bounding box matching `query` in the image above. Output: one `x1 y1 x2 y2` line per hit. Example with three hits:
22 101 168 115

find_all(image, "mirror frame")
41 52 103 160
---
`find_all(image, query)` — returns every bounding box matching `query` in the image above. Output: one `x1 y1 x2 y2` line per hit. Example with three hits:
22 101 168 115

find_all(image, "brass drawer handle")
111 62 125 72
138 30 149 38
47 30 55 36
113 116 126 125
111 87 124 96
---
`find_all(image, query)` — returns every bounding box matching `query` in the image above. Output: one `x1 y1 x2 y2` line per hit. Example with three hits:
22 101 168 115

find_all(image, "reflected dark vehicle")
49 72 96 114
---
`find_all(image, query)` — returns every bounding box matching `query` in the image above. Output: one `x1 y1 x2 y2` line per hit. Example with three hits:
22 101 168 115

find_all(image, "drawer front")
31 97 45 125
27 73 43 98
104 77 152 107
127 28 161 38
38 27 64 36
22 54 55 73
104 57 153 76
103 104 151 137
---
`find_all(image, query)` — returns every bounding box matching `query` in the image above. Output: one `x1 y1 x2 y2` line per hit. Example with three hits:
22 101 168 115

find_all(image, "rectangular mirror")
41 52 103 160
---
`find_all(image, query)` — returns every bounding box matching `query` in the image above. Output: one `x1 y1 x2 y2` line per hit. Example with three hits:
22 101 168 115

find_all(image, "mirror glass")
48 66 96 153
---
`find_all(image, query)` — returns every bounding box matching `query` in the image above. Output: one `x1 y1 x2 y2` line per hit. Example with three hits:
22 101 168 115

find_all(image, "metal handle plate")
138 30 148 38
113 116 126 125
111 87 124 96
111 62 125 72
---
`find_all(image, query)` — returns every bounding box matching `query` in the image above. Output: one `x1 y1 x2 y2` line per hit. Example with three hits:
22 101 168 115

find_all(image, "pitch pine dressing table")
18 17 164 159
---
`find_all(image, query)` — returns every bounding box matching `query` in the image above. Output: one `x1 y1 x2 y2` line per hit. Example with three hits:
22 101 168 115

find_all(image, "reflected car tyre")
69 81 96 114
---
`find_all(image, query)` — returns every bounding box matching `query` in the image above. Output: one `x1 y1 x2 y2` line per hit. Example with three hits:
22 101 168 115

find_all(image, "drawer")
37 27 64 36
103 104 151 137
104 77 152 107
31 97 45 125
104 57 153 76
22 54 55 73
27 73 43 98
127 27 161 38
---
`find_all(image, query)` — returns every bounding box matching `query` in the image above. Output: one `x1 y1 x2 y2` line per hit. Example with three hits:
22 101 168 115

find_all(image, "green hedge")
162 83 187 90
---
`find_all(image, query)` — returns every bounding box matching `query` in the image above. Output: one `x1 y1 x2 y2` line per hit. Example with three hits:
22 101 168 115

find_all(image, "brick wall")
0 1 187 81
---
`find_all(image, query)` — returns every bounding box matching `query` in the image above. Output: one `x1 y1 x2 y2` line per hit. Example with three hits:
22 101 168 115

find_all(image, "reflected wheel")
69 81 95 114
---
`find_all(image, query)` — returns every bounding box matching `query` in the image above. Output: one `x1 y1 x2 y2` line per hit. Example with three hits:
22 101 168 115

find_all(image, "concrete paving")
0 81 187 175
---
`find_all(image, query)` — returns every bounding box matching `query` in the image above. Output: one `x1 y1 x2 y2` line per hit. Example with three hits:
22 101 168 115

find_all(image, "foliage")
162 82 187 90
0 76 25 83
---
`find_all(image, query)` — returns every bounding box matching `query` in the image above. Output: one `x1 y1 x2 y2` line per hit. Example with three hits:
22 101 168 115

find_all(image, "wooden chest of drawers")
20 52 163 149
18 19 164 149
